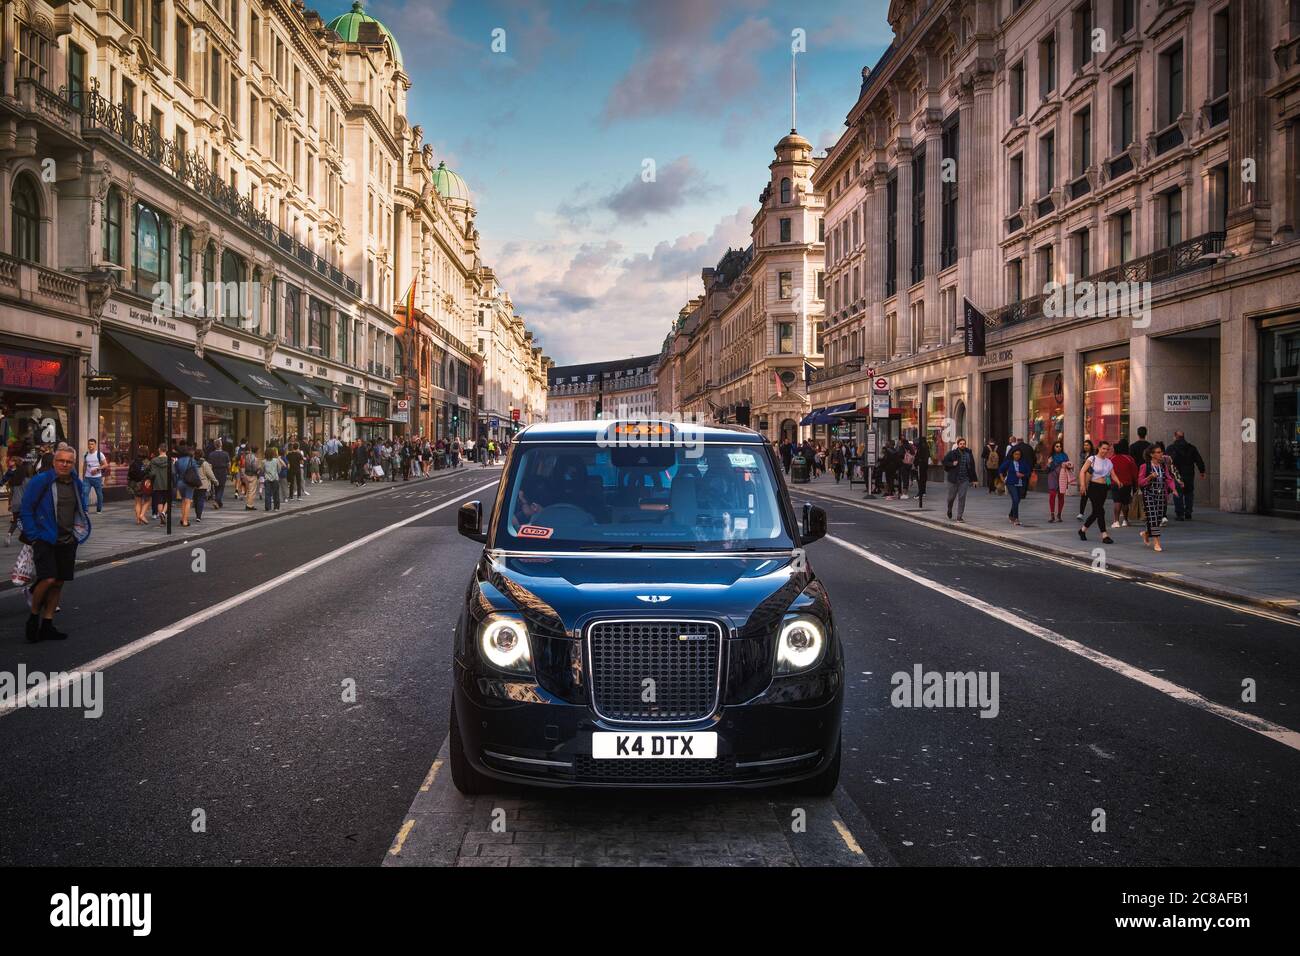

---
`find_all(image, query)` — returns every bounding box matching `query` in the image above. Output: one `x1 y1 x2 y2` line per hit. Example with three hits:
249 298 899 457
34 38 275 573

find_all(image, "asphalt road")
0 465 1296 866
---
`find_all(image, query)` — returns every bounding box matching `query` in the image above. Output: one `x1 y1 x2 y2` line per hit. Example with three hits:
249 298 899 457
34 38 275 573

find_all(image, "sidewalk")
2 465 496 580
796 472 1300 616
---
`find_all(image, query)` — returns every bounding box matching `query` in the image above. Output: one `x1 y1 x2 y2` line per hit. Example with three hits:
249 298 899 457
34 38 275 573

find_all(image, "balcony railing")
1036 196 1055 217
81 88 362 299
1154 122 1184 155
1006 213 1024 234
809 357 864 386
1068 174 1091 200
1107 152 1134 179
985 230 1225 332
1207 94 1229 128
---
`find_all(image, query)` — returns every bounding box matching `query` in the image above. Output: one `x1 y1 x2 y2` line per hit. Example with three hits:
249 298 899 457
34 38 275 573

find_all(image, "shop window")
1028 366 1065 470
925 386 947 461
1083 356 1130 445
102 187 123 265
11 174 41 263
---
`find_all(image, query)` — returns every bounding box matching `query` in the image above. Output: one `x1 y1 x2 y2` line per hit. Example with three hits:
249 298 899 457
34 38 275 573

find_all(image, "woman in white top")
1078 440 1115 544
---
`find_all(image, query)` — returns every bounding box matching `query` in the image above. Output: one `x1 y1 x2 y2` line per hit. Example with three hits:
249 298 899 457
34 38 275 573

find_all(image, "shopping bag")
1028 470 1039 491
10 543 35 588
1128 493 1144 522
373 465 384 479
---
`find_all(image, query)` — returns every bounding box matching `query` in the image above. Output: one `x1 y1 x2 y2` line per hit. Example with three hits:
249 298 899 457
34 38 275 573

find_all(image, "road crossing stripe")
826 533 1300 754
0 479 500 719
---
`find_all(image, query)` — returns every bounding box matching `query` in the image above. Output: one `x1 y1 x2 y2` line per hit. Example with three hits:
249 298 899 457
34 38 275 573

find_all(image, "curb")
4 466 498 584
804 489 1300 620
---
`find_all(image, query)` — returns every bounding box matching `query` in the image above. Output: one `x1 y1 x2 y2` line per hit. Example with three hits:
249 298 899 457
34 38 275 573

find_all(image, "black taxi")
450 420 842 792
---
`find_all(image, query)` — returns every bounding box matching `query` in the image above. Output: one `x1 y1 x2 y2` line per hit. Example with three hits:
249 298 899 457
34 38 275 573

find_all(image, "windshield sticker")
728 452 757 468
519 525 554 539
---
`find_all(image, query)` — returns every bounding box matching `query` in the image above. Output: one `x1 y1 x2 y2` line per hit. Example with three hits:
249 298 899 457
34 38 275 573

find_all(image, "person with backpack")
18 445 90 643
983 441 1001 494
898 438 916 500
194 448 218 522
81 438 109 513
173 443 201 527
286 443 305 500
148 444 172 524
913 434 930 503
126 444 152 525
241 445 261 510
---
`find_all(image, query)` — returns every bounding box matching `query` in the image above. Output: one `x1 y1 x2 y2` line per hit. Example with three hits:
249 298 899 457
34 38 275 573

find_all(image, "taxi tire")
796 733 841 797
449 703 493 795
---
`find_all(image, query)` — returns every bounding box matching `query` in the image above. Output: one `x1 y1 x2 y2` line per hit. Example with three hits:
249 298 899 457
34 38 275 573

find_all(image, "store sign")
86 374 117 397
1164 393 1211 412
0 347 69 394
511 408 521 421
489 417 500 429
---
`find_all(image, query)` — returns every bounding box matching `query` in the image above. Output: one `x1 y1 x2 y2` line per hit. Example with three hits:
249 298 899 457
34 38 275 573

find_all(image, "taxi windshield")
494 442 793 552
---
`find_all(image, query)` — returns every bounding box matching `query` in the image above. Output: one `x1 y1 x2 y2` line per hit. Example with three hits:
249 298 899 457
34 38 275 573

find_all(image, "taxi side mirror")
458 500 488 543
801 503 827 544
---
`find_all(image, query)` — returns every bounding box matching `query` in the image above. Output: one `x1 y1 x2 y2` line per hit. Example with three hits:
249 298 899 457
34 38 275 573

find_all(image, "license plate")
592 732 717 759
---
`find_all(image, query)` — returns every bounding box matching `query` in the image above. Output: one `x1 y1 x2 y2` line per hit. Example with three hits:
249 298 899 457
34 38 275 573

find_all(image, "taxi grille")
587 619 722 722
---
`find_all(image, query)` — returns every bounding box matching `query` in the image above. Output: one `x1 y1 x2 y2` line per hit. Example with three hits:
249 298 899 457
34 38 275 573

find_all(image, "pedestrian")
983 441 1000 493
3 443 32 545
286 443 305 500
999 447 1031 526
208 441 230 509
1139 445 1181 552
194 448 216 522
1075 439 1096 520
1166 430 1207 520
173 443 200 527
1077 440 1115 544
1044 439 1071 522
942 437 978 521
780 438 793 476
1109 439 1139 530
148 443 172 524
81 438 109 513
830 442 845 483
122 444 150 525
241 445 260 510
309 447 322 484
1128 426 1151 472
898 438 915 499
19 445 90 642
263 447 283 510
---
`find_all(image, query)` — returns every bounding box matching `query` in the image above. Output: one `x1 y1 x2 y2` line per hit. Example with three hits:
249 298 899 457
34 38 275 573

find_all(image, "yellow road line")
420 759 443 792
833 818 863 855
388 818 415 857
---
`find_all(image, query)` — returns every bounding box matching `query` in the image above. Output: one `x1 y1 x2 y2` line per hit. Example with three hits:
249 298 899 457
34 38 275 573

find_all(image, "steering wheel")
532 502 595 527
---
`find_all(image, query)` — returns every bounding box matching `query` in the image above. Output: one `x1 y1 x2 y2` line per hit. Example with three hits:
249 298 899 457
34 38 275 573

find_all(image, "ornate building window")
11 174 41 263
220 249 246 326
133 202 170 297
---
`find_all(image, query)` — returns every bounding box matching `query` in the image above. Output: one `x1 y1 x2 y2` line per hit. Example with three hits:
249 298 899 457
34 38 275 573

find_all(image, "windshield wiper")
576 543 697 552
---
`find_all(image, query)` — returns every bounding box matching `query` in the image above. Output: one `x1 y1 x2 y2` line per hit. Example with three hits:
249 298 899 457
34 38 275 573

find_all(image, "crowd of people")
955 426 1208 553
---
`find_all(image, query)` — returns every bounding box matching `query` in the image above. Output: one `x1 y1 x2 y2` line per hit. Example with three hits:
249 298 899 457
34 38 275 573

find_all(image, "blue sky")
343 0 892 364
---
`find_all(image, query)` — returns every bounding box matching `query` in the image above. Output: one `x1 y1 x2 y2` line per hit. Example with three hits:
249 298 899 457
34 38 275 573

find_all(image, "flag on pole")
772 369 785 397
962 297 987 357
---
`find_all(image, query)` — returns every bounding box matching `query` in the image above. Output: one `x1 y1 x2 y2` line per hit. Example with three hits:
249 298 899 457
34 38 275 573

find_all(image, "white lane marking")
826 533 1300 754
401 566 414 577
804 490 1300 627
0 480 500 719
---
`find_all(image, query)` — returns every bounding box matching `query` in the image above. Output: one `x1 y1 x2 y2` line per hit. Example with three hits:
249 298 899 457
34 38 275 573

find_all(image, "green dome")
432 161 471 204
327 2 402 67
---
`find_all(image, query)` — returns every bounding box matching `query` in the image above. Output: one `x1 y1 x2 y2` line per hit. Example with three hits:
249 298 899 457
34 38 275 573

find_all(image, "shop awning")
102 330 266 409
800 407 826 426
207 353 307 406
275 369 343 409
825 402 859 418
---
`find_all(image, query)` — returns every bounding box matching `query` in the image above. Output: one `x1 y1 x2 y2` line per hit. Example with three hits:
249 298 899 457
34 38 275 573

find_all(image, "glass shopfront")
1027 360 1065 471
202 404 237 446
1083 347 1130 447
1262 319 1300 518
924 383 948 463
1 345 76 475
895 386 919 443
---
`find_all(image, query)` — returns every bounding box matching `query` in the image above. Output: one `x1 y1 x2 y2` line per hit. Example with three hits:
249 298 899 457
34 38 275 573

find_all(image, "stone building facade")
809 0 1300 517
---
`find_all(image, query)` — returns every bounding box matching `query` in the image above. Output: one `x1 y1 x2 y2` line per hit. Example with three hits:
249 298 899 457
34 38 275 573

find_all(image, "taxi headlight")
480 615 533 674
775 614 826 675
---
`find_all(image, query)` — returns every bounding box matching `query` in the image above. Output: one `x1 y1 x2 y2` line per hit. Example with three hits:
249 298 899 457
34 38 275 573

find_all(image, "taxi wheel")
449 703 493 795
796 734 841 797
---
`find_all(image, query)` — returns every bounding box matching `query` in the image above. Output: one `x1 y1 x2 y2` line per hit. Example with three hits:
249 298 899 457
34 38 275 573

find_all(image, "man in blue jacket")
18 445 90 642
